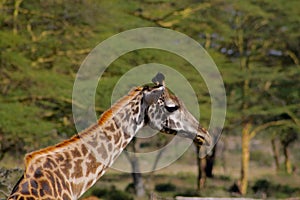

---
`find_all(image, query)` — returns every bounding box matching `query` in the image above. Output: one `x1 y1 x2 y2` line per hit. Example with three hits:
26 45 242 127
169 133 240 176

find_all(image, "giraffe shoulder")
24 149 49 168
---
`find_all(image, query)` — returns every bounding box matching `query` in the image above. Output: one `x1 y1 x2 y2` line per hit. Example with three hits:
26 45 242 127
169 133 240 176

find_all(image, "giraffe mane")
24 86 144 168
24 129 85 168
98 86 143 125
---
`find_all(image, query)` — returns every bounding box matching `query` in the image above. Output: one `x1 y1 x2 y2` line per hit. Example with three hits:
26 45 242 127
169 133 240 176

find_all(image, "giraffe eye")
165 105 179 112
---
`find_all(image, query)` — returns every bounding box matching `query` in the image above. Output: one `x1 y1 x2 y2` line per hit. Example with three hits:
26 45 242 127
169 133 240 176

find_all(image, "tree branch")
285 109 300 127
0 189 9 198
132 3 210 28
31 48 91 67
13 0 23 35
285 50 300 67
10 95 104 112
249 120 290 139
18 7 55 19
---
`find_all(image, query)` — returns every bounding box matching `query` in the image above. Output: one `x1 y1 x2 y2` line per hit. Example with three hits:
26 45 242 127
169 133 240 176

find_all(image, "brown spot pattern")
105 123 115 132
70 148 82 158
86 153 101 177
113 131 121 144
72 159 83 178
97 144 108 160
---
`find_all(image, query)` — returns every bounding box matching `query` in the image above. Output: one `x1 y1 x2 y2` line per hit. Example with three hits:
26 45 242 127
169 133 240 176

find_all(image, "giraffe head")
141 73 211 146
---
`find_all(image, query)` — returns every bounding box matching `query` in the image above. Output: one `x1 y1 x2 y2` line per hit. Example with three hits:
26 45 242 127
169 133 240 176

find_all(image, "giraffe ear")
143 86 164 105
152 72 165 86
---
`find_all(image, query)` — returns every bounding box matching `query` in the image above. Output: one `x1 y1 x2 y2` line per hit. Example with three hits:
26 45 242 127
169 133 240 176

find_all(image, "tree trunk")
205 141 217 178
240 121 251 195
132 173 145 196
283 145 292 174
220 137 227 174
151 145 167 172
125 139 145 197
204 32 211 49
196 145 201 191
271 138 280 172
13 0 23 35
130 155 145 197
196 145 206 191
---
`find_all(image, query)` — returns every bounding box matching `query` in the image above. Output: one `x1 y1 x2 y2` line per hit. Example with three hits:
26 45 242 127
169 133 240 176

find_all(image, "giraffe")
8 73 211 200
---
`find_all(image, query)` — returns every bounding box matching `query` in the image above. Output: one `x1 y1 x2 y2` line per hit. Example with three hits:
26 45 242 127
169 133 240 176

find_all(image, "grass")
1 136 299 199
1 133 300 200
82 164 300 199
81 138 300 199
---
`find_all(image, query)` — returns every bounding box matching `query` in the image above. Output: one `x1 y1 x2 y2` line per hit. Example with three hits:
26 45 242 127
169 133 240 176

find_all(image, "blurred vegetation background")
0 0 299 199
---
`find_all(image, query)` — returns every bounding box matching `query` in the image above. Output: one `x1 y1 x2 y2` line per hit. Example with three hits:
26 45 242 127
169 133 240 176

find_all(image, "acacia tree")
0 0 99 158
280 128 298 174
210 1 300 194
129 0 300 195
168 0 300 195
2 0 299 198
169 1 293 194
124 138 146 197
270 133 280 172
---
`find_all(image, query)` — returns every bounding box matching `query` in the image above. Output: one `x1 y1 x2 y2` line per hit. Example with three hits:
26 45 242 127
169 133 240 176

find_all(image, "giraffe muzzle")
194 128 212 146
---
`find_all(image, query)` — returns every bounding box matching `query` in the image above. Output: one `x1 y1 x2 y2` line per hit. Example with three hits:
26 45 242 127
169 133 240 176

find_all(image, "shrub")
109 190 133 200
91 185 133 200
125 183 135 193
252 179 271 196
175 189 200 197
91 187 108 197
252 179 300 198
155 182 176 192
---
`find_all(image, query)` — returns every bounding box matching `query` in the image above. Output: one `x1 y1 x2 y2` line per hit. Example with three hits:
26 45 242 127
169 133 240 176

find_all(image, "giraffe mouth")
161 127 211 146
179 131 211 146
194 129 211 146
160 127 177 135
193 134 210 146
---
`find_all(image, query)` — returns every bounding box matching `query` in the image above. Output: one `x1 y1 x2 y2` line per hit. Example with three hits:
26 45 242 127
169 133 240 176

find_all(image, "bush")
125 183 135 193
155 182 176 192
252 179 300 198
175 189 200 197
91 185 133 200
252 179 271 196
91 187 108 197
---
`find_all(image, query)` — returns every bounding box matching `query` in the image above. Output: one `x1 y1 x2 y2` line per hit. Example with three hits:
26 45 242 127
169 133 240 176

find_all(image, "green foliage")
174 189 200 197
252 179 300 198
0 102 58 153
91 185 133 200
279 127 298 146
155 182 177 192
0 0 300 198
125 183 135 194
0 31 27 48
0 0 299 157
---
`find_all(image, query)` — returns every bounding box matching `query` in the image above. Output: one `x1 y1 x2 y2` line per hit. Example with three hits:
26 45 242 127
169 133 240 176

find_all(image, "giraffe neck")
11 87 146 200
73 87 146 196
